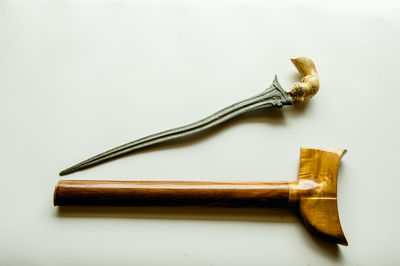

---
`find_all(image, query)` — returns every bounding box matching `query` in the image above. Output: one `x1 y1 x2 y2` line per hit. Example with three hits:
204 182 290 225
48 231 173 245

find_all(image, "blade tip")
59 168 74 176
59 170 68 176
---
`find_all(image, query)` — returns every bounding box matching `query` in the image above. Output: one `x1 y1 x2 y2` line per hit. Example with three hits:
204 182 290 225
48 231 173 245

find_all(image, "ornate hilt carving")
287 56 319 103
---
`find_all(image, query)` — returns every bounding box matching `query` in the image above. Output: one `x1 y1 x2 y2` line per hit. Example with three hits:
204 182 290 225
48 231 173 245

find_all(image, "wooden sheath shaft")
54 180 290 207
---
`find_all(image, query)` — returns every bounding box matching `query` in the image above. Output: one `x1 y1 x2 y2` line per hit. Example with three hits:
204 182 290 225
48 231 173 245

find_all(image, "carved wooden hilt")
54 148 347 245
287 57 319 103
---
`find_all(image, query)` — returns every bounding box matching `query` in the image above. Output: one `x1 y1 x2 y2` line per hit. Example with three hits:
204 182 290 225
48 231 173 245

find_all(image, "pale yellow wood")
289 148 347 245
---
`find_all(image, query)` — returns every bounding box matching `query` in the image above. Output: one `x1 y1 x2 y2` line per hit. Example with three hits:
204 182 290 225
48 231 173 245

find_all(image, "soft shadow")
56 205 343 260
304 228 343 262
290 100 311 114
57 205 298 223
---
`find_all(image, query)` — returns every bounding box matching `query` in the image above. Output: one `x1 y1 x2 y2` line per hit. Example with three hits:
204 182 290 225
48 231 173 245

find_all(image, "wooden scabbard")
54 180 290 207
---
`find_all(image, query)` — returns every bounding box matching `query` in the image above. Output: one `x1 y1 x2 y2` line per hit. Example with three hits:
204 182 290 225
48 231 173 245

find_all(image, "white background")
1 0 399 265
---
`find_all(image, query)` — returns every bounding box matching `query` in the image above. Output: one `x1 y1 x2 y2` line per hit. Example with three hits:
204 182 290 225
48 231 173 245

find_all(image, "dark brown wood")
54 180 289 207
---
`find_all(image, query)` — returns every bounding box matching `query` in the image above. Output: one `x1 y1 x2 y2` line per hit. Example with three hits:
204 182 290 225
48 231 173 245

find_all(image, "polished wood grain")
54 181 289 207
289 148 348 246
53 148 347 245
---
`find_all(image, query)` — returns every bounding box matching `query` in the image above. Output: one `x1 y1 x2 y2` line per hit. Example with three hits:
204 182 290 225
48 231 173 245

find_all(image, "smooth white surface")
1 0 400 265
